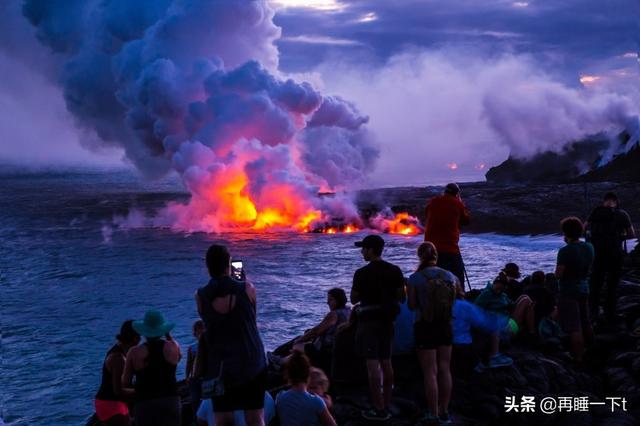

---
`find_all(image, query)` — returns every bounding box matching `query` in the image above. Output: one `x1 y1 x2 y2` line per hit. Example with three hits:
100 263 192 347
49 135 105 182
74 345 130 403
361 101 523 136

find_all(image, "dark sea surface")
0 169 563 425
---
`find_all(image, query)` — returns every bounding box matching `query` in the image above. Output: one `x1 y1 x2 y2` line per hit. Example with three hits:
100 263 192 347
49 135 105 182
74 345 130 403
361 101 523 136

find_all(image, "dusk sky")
0 0 638 186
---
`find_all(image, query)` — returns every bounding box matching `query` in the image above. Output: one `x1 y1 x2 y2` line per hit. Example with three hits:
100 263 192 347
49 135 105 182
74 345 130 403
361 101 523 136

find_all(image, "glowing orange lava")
203 169 322 232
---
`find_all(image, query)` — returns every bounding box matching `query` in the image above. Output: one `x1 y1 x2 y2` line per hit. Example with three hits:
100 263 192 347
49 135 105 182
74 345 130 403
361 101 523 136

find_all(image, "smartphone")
231 260 244 280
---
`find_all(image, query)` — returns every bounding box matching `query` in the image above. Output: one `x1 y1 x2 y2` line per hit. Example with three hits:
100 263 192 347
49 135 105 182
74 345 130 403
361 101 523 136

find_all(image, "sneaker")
362 408 391 421
439 412 453 424
487 353 513 368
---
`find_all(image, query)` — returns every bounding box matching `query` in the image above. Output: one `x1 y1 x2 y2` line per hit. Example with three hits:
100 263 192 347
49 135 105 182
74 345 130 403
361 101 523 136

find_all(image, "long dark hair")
416 241 438 272
328 288 347 309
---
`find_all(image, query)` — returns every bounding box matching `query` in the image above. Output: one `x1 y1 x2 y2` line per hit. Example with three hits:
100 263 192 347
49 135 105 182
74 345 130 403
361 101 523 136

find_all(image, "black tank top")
134 339 177 400
95 344 125 401
198 277 266 386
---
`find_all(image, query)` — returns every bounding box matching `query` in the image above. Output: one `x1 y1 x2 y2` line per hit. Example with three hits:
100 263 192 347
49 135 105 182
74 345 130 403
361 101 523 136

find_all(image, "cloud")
316 49 637 186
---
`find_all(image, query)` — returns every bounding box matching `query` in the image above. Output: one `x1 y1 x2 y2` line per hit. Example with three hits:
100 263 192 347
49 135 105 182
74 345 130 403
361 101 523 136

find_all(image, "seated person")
309 367 333 411
522 271 556 327
196 393 275 426
502 263 523 301
276 352 337 426
291 288 351 367
474 273 534 370
538 305 566 353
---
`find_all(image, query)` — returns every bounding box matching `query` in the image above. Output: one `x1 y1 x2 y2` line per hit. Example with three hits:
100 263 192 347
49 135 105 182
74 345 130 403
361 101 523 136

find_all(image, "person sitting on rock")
408 242 457 424
555 217 594 363
538 305 566 353
474 273 535 370
308 367 333 411
451 299 512 377
292 288 351 368
276 352 337 426
502 263 523 301
522 271 556 329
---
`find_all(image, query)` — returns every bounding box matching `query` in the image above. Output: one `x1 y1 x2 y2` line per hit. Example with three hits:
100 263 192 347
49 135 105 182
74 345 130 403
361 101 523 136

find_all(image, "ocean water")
0 169 563 425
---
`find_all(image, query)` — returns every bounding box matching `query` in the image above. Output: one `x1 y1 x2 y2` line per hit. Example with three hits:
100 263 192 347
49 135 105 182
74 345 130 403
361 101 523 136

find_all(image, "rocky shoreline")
328 269 640 425
357 181 640 235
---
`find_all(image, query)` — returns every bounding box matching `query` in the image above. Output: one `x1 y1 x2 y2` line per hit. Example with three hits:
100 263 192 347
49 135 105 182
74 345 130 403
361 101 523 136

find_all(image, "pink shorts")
95 399 129 421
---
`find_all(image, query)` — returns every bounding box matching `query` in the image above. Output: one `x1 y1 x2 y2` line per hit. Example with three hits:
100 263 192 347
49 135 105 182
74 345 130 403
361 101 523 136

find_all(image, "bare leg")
215 412 235 426
365 359 384 410
244 408 265 426
380 359 394 409
436 346 452 414
417 349 438 417
513 296 536 333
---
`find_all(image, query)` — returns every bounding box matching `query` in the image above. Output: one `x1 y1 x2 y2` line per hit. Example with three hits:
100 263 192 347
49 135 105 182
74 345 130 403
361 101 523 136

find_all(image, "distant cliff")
485 131 639 184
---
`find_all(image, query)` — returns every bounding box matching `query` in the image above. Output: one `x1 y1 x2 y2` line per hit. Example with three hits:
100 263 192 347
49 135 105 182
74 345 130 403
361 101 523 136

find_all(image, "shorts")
95 399 129 421
212 369 267 413
414 320 453 350
355 320 394 360
558 295 590 334
134 396 180 426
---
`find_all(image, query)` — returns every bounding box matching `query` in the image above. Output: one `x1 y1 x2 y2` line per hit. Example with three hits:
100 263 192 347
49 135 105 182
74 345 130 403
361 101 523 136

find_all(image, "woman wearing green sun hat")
122 310 182 426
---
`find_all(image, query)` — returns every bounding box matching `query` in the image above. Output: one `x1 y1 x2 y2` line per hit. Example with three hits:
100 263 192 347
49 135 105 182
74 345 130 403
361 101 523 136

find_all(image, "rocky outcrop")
357 181 640 235
485 130 639 185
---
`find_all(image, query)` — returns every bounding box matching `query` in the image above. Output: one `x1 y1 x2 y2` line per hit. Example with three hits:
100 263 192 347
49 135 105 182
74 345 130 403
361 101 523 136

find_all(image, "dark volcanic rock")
357 181 640 235
485 139 607 184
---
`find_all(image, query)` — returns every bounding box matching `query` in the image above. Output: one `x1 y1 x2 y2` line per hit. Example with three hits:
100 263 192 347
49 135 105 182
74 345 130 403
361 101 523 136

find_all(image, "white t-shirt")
196 393 275 426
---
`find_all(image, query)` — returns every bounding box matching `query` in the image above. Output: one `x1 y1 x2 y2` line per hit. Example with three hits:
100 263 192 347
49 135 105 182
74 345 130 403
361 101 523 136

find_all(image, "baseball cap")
354 234 385 250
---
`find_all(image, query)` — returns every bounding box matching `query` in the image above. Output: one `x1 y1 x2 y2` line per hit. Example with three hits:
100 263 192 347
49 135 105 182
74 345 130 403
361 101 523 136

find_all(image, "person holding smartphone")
195 244 267 426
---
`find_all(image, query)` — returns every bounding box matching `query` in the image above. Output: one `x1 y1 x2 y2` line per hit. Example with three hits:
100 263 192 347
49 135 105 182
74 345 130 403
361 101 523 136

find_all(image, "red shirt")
424 194 470 254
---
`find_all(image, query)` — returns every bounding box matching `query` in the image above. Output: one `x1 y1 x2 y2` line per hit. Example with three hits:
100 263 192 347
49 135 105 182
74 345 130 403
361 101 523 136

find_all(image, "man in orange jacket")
424 183 470 288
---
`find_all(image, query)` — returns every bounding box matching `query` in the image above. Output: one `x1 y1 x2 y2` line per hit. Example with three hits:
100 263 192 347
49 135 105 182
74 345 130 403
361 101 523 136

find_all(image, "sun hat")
133 310 175 338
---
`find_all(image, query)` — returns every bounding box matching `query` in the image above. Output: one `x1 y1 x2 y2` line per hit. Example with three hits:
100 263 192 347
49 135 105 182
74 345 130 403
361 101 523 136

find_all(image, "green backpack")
419 270 455 322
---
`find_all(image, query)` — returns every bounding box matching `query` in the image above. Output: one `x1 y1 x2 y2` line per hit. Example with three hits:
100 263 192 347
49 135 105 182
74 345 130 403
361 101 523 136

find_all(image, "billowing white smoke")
317 51 638 185
22 0 378 231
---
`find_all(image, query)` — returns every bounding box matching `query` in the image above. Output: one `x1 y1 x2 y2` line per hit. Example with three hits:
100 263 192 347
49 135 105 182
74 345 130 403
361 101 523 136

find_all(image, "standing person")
94 320 140 426
122 310 181 426
407 242 456 424
586 192 636 324
186 320 206 418
276 352 337 426
555 217 594 363
423 183 471 286
351 234 406 421
196 244 267 426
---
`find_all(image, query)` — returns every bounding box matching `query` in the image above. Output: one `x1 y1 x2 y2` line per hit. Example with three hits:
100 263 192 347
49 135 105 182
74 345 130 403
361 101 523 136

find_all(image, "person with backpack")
407 242 457 425
423 183 471 287
350 234 406 421
585 192 636 324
